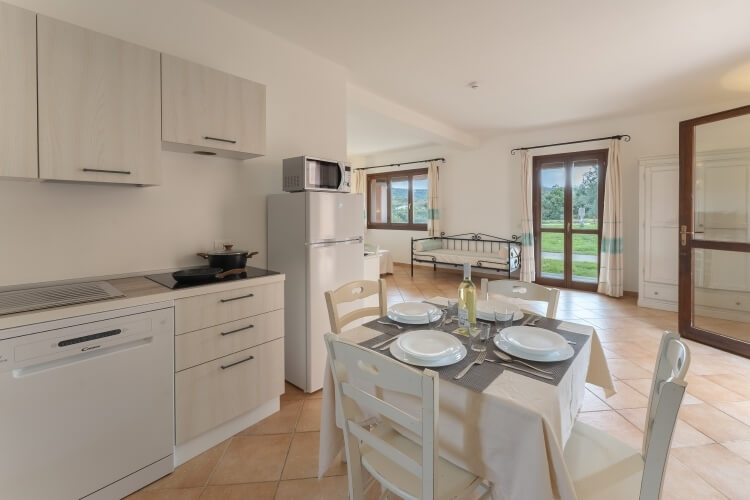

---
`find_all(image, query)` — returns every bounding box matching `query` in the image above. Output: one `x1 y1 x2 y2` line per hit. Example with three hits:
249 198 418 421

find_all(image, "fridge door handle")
307 238 362 247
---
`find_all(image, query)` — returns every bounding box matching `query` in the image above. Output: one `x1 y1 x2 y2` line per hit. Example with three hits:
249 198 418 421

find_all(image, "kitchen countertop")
0 270 285 331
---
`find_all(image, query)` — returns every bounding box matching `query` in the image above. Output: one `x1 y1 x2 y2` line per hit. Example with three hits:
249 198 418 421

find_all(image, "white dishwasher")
0 302 175 500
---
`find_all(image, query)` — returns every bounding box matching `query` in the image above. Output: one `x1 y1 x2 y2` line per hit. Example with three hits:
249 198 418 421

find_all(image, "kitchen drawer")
175 309 283 371
175 282 283 334
643 282 678 303
175 338 284 444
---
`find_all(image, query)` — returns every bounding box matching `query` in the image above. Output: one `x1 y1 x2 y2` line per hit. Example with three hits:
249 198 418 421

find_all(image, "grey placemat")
360 306 590 392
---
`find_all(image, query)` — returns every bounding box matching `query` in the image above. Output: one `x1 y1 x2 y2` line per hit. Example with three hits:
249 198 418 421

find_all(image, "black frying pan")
172 267 246 284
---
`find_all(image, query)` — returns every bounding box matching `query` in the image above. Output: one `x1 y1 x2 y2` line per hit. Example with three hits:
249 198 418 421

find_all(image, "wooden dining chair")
563 331 691 500
325 279 387 334
324 333 492 500
480 278 560 318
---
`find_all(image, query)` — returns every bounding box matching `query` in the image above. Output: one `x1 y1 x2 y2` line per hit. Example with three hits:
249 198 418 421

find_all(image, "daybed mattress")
413 248 516 270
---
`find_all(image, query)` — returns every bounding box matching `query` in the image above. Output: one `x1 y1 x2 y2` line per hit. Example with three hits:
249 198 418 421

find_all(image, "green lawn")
541 232 598 255
541 218 598 230
541 259 598 278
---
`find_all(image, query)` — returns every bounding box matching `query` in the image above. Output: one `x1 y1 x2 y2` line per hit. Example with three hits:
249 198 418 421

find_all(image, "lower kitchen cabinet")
175 337 284 444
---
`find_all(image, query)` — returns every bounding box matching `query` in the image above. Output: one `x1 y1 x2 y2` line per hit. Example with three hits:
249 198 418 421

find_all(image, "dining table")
318 297 616 500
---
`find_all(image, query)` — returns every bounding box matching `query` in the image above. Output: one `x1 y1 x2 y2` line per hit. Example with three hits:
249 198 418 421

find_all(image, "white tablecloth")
378 249 394 274
318 299 615 500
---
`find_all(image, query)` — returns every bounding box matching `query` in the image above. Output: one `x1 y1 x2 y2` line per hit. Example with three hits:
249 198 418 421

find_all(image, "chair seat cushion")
361 424 480 500
564 422 645 500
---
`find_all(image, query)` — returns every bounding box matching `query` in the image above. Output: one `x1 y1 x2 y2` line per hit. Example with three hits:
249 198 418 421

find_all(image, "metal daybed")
411 233 521 279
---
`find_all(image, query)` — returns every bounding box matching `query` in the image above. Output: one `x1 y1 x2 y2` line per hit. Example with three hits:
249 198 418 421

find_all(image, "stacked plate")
387 302 442 325
493 326 574 362
476 299 523 322
390 330 467 367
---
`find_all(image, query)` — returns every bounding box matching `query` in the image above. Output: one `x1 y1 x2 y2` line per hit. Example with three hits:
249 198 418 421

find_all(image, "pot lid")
206 244 248 256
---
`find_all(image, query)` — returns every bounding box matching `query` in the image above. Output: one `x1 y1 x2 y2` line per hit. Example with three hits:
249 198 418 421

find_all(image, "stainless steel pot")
197 245 258 271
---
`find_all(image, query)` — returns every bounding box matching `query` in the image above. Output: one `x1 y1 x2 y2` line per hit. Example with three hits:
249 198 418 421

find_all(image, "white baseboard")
174 398 280 466
85 455 173 499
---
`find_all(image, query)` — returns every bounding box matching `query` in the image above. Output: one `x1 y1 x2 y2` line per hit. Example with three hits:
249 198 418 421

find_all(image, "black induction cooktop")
145 266 279 289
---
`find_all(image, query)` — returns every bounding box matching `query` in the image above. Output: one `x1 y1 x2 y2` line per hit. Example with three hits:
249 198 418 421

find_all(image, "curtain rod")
510 134 631 155
353 157 445 171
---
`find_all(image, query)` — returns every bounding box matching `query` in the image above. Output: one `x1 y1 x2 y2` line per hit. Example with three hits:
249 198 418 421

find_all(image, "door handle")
680 225 705 246
567 222 571 232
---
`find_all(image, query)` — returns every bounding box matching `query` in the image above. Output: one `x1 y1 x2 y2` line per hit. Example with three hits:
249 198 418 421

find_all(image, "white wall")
355 99 750 292
0 0 347 286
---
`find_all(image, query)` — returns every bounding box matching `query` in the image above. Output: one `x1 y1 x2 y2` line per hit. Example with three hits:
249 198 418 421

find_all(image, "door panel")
679 106 750 357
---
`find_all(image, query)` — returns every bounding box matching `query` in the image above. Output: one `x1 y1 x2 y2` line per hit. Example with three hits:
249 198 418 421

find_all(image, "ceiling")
347 103 435 156
205 0 750 138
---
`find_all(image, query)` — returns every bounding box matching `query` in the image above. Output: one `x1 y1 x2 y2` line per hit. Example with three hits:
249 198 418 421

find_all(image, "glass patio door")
679 106 750 357
533 150 608 291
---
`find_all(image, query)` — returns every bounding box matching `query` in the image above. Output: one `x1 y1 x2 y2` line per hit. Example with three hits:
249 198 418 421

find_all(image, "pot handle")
216 268 246 279
247 251 259 258
196 253 209 259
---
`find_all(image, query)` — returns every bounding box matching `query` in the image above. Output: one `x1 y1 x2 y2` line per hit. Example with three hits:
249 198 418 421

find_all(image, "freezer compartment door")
307 239 364 391
307 192 364 243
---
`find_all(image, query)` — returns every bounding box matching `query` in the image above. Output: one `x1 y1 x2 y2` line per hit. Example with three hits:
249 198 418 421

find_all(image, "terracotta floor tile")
679 404 750 442
685 376 745 403
146 440 229 490
705 373 750 400
722 440 750 463
281 382 307 403
605 358 654 380
275 475 349 500
588 380 649 409
296 398 323 432
209 434 292 484
240 400 302 436
126 488 203 500
282 431 347 480
672 444 750 499
713 401 750 427
661 457 727 500
618 407 713 448
581 388 611 412
199 482 277 500
576 410 644 450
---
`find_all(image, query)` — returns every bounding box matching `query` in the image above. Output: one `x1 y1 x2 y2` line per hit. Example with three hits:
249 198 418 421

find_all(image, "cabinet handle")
220 355 254 370
220 293 254 303
204 136 237 144
82 168 131 175
220 324 254 336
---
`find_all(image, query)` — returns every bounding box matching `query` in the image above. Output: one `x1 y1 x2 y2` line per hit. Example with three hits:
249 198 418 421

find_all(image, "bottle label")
458 307 469 328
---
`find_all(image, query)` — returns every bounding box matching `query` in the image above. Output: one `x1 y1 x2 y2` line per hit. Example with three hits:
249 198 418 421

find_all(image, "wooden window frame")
366 168 429 231
532 149 608 291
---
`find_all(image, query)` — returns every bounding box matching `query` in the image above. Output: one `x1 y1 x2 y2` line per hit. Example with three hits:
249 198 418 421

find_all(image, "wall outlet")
213 239 232 250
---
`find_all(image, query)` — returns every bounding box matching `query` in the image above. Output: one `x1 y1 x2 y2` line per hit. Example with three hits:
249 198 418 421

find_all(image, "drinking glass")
428 309 446 330
494 307 514 333
470 323 491 352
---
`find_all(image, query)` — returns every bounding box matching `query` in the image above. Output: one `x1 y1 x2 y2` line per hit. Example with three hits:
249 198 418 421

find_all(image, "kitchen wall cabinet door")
37 16 161 185
0 2 37 179
161 54 266 160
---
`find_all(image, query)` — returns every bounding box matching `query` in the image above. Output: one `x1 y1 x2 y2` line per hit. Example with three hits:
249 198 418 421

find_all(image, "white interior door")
307 239 364 391
307 192 364 243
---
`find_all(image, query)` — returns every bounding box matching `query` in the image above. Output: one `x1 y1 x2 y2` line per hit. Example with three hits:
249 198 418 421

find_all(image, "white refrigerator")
267 192 364 392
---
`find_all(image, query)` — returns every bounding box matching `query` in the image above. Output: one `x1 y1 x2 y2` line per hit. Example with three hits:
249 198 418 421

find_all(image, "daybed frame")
411 232 521 279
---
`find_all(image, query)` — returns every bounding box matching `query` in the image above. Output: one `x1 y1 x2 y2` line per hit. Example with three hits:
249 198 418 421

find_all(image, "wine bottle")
457 263 477 336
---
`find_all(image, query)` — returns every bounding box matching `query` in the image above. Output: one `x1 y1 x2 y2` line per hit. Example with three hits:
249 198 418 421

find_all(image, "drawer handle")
220 293 254 303
204 136 237 144
220 355 254 370
82 168 131 175
220 324 254 336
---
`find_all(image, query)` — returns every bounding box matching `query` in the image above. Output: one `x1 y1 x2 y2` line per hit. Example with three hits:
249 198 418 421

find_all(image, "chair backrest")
325 279 387 334
640 331 690 500
324 333 438 500
480 278 560 318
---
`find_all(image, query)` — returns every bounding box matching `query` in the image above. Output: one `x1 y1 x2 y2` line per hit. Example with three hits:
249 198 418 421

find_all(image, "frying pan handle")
247 251 259 258
196 252 209 259
216 268 246 279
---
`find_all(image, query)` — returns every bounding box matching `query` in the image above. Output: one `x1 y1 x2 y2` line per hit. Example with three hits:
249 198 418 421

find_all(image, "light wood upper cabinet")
161 54 266 160
0 3 37 179
37 16 161 185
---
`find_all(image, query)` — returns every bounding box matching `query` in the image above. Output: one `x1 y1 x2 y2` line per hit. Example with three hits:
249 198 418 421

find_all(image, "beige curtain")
597 139 623 297
519 151 535 282
427 161 441 236
351 169 367 226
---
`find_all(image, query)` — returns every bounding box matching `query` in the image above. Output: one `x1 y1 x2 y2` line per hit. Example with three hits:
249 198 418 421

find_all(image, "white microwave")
282 156 351 193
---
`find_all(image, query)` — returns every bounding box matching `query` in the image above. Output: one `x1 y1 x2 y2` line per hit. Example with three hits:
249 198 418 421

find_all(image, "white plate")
493 334 574 362
390 340 467 367
396 330 463 361
476 299 523 322
500 326 568 354
387 302 441 324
